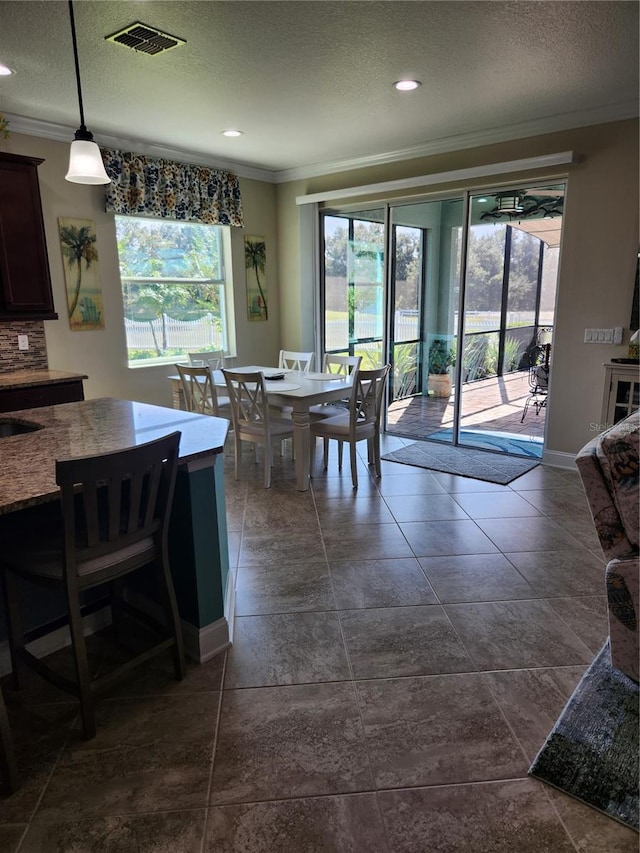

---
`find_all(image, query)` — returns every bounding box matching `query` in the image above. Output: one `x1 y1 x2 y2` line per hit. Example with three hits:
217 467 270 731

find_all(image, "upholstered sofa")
575 411 639 682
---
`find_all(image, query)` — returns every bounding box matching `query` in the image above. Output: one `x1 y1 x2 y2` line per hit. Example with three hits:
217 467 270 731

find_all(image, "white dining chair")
274 350 315 423
176 363 231 418
309 353 362 421
222 369 295 488
310 364 390 489
278 350 314 372
188 349 226 370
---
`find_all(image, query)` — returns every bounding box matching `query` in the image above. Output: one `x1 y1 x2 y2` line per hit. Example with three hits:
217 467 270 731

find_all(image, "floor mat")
381 441 540 484
529 642 639 830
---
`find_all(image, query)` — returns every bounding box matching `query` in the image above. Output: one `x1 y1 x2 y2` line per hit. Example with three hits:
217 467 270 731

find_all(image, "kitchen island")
0 397 232 663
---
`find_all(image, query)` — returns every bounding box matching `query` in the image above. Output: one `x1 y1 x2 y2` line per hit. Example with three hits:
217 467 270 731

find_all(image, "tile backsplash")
0 321 48 371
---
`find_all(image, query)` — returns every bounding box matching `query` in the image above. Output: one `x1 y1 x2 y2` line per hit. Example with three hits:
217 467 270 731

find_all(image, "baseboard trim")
225 566 237 645
542 449 577 469
182 618 230 663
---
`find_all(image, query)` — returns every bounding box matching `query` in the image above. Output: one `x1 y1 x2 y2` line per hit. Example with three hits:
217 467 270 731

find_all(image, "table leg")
291 409 311 491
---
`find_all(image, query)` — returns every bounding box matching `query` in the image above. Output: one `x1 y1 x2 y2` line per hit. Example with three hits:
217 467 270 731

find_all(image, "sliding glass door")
320 183 563 457
457 187 562 455
387 198 465 443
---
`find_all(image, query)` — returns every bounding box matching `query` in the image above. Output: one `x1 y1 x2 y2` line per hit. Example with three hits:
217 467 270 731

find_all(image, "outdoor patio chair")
521 344 550 422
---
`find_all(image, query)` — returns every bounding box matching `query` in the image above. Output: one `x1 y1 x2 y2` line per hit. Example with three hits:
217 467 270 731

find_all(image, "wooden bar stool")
0 432 185 741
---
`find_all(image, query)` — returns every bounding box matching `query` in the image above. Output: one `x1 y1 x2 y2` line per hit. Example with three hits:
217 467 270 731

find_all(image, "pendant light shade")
65 0 110 185
66 137 110 184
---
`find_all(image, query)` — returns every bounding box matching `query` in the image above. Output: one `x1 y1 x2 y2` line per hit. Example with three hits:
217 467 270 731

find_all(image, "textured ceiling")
0 1 637 178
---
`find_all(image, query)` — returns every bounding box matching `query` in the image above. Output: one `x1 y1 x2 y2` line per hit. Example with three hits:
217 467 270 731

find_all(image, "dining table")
170 365 355 491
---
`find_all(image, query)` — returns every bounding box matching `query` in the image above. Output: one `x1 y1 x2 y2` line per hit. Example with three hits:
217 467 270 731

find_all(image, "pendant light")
65 0 110 185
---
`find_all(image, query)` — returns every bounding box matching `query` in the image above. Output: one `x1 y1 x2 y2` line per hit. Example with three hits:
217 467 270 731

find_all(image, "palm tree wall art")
58 218 104 330
244 235 268 321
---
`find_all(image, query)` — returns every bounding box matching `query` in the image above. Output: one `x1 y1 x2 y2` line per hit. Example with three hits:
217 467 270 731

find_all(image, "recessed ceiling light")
393 79 421 91
0 63 15 76
221 129 243 138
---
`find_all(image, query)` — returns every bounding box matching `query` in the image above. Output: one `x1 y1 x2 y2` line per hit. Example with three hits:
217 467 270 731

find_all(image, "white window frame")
114 215 235 368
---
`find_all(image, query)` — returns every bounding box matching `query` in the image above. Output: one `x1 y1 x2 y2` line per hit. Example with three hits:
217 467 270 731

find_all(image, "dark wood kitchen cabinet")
0 371 86 413
0 152 57 320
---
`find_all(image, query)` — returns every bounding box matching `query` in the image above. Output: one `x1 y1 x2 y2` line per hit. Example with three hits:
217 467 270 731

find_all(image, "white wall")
3 132 281 408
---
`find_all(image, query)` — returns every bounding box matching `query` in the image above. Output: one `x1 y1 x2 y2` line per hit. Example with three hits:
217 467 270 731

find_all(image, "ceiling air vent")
105 22 186 56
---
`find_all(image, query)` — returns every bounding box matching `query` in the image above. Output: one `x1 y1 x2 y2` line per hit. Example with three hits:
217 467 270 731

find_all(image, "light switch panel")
584 328 614 344
614 326 623 345
17 335 28 351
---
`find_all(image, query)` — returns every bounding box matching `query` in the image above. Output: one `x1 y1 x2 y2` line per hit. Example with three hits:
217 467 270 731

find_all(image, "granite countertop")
0 397 229 514
0 369 88 390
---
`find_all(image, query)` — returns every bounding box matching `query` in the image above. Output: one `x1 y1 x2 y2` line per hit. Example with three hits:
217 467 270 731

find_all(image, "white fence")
125 314 223 353
126 310 554 356
326 314 418 349
326 311 555 350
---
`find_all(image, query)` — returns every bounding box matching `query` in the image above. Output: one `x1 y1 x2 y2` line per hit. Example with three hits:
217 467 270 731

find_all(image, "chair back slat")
125 468 144 535
108 477 123 541
55 432 181 581
83 480 101 547
142 460 164 530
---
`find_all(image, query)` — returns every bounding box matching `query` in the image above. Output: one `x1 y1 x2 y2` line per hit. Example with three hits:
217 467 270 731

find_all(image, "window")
115 216 234 367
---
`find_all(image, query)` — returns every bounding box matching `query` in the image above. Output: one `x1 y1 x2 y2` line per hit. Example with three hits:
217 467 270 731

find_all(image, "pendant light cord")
68 0 87 131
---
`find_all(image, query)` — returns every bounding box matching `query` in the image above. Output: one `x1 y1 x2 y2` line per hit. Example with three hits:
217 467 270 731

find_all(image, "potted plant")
428 339 455 397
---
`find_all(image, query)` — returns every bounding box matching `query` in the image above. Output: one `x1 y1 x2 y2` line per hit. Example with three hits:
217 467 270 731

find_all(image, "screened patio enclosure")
320 183 564 457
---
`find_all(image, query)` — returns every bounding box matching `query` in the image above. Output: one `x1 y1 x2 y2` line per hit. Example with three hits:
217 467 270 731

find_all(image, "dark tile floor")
1 437 638 852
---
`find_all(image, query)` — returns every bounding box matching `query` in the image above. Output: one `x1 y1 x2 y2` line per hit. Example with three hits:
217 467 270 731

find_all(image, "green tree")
394 228 421 311
465 227 506 312
507 230 540 310
59 223 98 320
324 223 348 278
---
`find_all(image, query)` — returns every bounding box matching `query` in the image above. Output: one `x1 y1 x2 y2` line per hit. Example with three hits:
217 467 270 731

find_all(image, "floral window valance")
102 148 244 227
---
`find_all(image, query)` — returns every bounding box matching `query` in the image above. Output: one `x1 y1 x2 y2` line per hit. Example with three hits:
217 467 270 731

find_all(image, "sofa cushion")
576 435 634 559
597 411 639 551
606 555 639 682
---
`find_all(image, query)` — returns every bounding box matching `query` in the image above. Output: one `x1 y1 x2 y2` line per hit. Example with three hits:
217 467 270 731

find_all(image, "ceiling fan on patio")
481 188 564 221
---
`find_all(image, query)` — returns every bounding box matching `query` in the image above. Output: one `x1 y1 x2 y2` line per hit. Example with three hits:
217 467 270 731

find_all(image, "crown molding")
274 100 639 184
5 99 637 188
295 152 577 206
3 113 277 184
